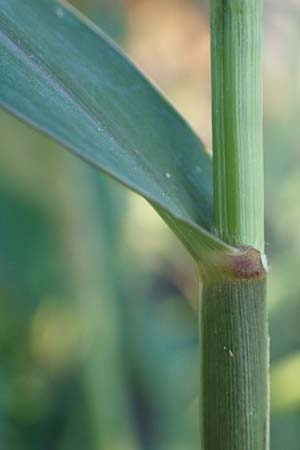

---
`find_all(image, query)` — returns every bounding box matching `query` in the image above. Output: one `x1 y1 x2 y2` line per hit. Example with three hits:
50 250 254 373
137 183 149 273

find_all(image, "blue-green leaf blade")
0 0 236 263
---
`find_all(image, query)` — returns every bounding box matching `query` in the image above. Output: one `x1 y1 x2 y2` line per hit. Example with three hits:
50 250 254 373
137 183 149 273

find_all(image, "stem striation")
199 265 269 450
211 0 264 253
201 1 268 448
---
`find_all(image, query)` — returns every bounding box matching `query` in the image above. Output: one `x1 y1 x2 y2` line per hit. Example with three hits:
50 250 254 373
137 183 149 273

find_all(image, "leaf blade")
0 0 237 263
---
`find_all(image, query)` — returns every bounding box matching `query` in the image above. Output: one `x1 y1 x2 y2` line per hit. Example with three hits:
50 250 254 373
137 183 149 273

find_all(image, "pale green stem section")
211 0 264 253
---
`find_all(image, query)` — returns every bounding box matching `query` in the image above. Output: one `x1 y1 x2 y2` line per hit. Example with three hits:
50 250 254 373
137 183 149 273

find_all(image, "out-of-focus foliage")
0 1 299 450
0 107 198 450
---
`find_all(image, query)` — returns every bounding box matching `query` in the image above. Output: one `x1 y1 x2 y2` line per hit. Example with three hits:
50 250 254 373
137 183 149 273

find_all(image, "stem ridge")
200 277 268 450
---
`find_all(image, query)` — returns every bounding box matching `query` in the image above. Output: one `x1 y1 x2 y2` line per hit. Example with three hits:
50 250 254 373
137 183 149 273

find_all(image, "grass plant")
0 1 268 448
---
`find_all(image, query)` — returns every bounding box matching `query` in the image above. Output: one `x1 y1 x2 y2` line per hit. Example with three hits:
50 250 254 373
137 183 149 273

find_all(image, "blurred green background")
0 1 300 449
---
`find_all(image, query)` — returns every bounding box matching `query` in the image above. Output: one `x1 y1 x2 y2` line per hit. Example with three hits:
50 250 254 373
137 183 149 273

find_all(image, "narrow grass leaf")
0 0 237 264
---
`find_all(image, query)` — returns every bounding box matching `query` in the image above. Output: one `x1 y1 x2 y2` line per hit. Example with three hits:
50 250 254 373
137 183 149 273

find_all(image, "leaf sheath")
200 274 269 450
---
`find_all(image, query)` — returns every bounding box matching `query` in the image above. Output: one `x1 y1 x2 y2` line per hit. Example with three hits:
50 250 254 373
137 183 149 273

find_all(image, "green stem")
200 272 268 450
199 1 269 448
211 0 264 253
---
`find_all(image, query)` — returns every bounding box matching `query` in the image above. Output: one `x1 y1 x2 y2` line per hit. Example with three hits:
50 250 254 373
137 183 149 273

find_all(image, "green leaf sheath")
200 274 269 450
211 0 264 253
0 0 237 264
